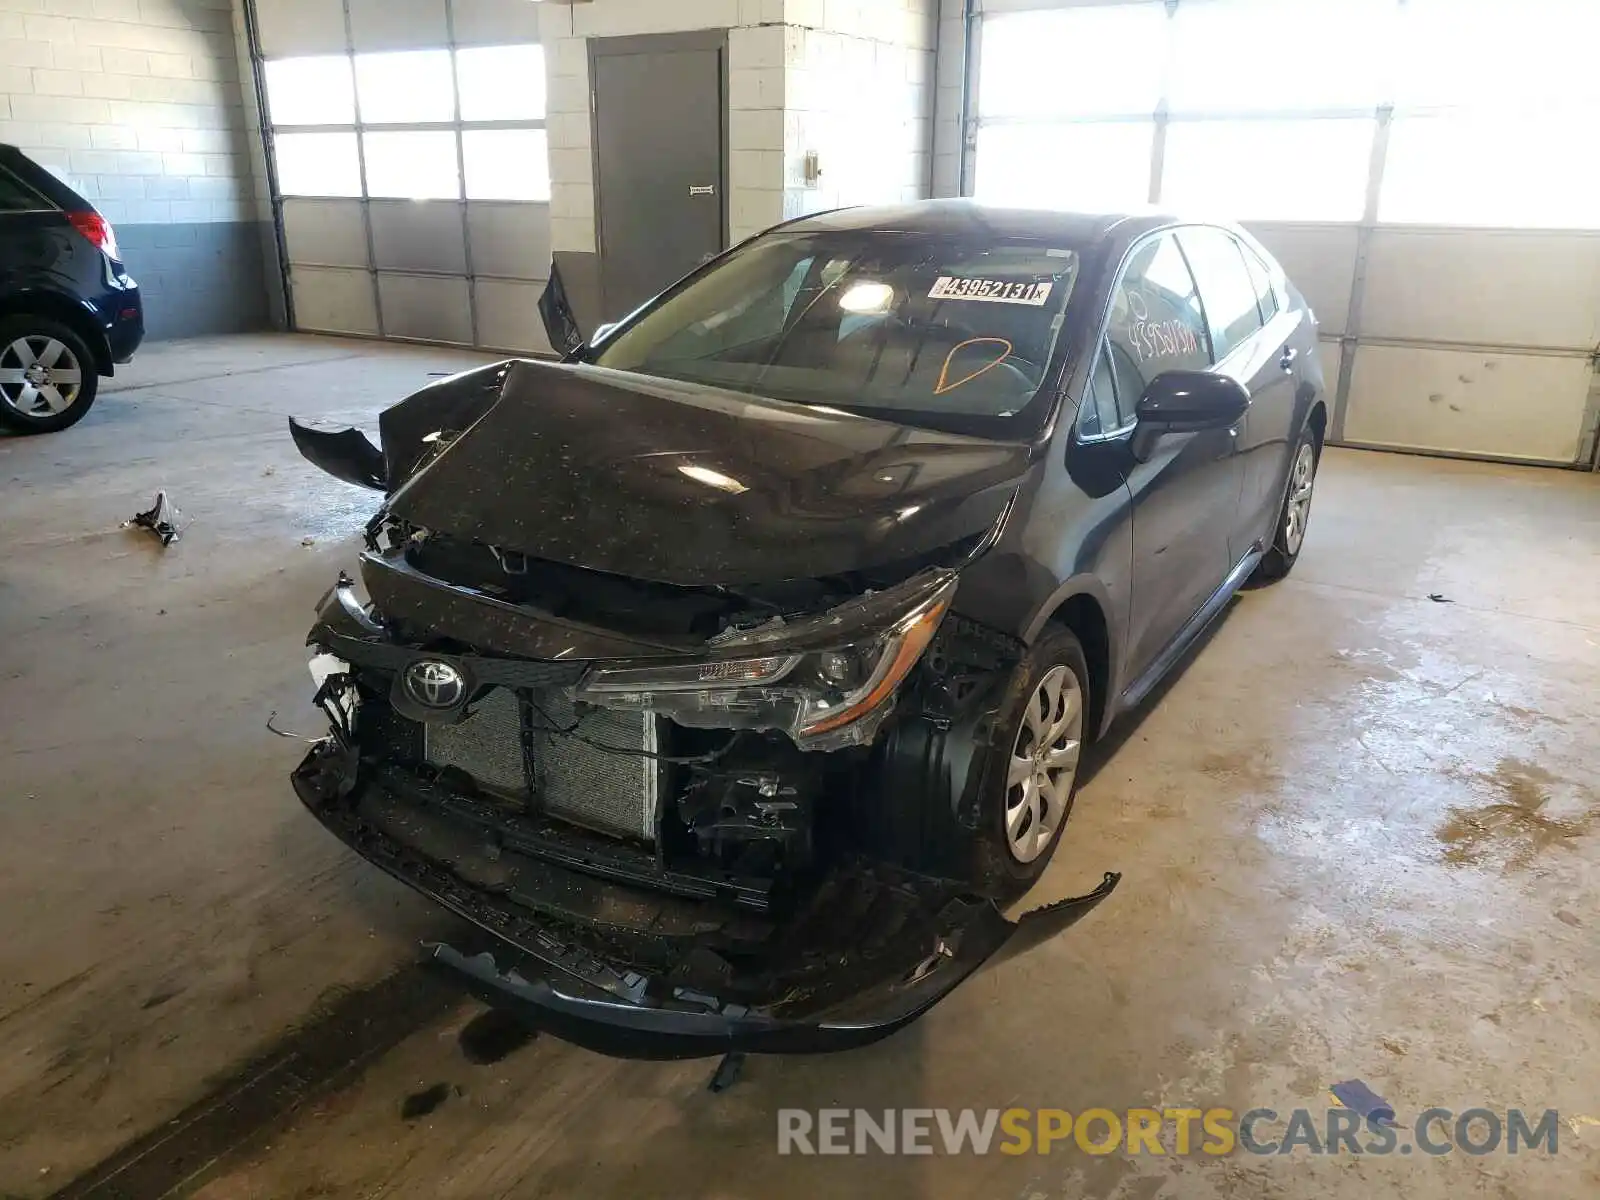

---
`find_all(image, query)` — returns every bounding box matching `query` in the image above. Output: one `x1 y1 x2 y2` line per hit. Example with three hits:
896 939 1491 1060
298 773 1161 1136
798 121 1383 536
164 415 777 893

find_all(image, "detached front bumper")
292 743 1119 1059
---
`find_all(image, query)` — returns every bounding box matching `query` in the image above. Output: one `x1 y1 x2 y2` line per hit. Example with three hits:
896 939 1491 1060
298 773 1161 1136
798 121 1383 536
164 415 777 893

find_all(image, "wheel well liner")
1307 399 1328 447
0 291 112 375
1044 593 1110 741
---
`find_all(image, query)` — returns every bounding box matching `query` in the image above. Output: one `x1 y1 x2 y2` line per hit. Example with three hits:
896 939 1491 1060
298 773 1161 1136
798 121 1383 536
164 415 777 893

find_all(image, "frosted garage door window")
1398 0 1600 110
463 129 550 201
264 57 355 126
1380 116 1600 229
1161 119 1372 221
363 131 461 199
456 45 547 121
275 131 362 197
975 123 1154 212
1170 0 1396 113
355 50 456 123
979 6 1167 119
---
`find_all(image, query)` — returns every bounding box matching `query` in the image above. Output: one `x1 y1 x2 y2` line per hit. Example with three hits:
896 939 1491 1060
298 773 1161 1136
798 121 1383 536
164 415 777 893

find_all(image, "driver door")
1100 232 1243 684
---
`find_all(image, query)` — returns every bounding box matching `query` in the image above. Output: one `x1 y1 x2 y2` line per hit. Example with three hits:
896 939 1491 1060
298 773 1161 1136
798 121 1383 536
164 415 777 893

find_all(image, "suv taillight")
66 210 120 260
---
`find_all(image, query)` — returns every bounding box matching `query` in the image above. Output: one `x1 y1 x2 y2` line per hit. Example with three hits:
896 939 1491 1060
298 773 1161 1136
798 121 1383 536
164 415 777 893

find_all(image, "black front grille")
420 686 662 842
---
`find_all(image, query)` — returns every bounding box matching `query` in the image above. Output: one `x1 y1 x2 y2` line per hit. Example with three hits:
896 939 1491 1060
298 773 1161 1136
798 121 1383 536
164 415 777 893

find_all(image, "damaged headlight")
575 574 958 750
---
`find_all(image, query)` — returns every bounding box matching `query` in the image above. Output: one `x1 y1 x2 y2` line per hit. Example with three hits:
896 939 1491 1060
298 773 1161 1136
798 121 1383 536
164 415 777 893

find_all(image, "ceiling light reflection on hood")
679 463 749 494
837 281 894 313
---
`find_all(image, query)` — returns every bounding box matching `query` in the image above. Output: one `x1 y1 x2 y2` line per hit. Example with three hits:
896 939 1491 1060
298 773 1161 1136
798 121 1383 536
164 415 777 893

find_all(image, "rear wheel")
975 626 1090 890
0 317 99 433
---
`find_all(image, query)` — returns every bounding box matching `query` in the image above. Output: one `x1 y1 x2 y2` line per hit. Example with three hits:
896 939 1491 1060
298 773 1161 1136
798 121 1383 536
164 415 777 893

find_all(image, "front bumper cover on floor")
292 744 1120 1059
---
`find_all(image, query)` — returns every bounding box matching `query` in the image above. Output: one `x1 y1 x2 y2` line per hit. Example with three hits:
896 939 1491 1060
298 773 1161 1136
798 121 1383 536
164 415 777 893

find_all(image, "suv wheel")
0 317 99 433
975 626 1090 890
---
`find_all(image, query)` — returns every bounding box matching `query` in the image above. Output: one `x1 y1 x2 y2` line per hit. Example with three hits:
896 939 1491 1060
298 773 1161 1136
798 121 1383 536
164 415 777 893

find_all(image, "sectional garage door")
969 0 1600 467
252 0 555 355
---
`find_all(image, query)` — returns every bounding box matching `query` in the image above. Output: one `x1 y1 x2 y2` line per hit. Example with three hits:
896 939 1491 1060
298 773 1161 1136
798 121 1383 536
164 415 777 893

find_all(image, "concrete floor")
1 334 1596 1199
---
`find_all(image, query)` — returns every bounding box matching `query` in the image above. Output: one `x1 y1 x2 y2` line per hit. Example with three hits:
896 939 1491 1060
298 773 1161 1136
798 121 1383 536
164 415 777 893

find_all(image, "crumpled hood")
383 359 1032 587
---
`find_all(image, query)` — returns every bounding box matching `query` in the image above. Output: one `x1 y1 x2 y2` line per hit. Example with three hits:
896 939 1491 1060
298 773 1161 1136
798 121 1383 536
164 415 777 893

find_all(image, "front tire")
0 317 100 434
975 626 1090 890
1254 426 1320 582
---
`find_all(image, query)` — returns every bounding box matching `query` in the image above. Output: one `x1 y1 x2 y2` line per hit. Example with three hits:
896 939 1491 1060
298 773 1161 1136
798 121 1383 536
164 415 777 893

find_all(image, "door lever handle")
1278 347 1298 371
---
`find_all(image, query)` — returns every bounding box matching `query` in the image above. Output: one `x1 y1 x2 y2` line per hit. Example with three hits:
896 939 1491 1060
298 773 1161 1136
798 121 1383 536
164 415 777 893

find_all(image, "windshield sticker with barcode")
928 277 1054 305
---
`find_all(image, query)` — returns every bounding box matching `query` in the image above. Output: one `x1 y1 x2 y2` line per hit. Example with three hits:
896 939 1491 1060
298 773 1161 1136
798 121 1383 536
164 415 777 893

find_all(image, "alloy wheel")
0 336 83 418
1004 664 1084 863
1282 441 1317 555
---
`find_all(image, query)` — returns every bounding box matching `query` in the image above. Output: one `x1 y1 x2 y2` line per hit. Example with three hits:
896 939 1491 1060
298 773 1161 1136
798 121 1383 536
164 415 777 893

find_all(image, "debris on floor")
1428 592 1453 603
708 1051 746 1093
302 536 316 547
1329 1079 1395 1125
125 490 184 546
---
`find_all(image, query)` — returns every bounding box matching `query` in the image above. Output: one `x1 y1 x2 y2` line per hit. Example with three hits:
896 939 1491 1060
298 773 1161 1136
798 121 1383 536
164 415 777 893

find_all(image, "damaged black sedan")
289 201 1325 1058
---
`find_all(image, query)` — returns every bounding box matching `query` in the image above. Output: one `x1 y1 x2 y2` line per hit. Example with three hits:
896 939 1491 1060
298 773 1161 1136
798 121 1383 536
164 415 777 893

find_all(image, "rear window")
0 166 49 212
593 232 1080 433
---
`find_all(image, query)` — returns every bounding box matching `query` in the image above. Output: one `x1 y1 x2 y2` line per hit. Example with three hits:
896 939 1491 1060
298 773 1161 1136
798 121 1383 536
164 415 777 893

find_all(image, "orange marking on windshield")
934 337 1013 395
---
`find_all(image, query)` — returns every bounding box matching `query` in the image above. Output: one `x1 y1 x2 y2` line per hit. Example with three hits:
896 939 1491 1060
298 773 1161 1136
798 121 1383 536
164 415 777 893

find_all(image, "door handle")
1278 347 1298 372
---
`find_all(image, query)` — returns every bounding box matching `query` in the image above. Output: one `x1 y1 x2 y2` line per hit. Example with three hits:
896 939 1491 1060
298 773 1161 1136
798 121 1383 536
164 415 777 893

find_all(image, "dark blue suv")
0 144 144 433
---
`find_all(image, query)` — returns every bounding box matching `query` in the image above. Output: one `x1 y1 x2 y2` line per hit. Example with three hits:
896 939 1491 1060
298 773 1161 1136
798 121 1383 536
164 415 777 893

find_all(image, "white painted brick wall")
781 0 935 223
0 0 257 226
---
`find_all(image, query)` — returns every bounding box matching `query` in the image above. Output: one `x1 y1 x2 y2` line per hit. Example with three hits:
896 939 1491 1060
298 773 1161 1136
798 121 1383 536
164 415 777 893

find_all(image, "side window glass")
1105 232 1212 404
1242 246 1279 321
1081 341 1118 436
1177 227 1263 363
1105 338 1145 428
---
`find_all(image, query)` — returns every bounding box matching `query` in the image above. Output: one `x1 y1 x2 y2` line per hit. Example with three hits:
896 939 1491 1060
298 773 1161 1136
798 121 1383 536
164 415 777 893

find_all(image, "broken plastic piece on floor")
1428 592 1452 603
1329 1079 1395 1126
708 1051 745 1093
126 489 183 546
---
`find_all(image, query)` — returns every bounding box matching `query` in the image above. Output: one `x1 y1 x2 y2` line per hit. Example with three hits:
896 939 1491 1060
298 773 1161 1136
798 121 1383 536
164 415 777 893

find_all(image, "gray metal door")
591 34 726 321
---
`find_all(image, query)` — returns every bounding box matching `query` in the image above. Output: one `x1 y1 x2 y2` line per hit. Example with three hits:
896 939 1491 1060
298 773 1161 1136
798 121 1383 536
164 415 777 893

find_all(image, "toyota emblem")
402 659 466 710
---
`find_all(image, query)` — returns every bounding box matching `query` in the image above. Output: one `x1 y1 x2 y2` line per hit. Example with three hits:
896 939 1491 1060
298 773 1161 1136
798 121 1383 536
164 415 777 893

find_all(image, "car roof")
778 199 1181 251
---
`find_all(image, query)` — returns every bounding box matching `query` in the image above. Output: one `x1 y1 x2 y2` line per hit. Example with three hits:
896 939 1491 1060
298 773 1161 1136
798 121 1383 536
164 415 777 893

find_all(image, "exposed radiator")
422 687 660 842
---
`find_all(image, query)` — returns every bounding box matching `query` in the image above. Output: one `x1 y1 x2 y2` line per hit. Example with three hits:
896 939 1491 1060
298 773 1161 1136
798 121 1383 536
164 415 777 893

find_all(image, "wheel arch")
1029 583 1117 743
1306 397 1328 448
0 290 113 375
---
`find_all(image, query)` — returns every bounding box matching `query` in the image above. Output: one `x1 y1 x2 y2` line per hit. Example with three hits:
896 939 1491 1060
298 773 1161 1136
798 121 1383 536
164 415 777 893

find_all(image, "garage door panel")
1361 230 1600 349
348 0 449 51
452 0 543 46
475 280 554 355
467 203 552 282
258 0 348 57
1316 336 1341 393
369 201 468 275
378 273 473 344
291 267 378 336
1344 345 1591 463
282 199 368 269
1245 224 1358 337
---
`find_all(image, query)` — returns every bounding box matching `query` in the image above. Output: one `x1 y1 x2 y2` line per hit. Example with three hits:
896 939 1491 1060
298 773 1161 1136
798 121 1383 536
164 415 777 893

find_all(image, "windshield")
591 232 1080 433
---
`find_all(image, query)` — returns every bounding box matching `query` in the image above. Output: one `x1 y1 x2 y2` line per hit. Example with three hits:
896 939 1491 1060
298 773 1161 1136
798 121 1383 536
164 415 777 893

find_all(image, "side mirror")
1131 371 1249 461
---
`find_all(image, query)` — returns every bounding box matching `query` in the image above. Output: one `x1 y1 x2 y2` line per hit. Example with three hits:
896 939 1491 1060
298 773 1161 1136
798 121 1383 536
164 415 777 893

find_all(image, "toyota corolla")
288 201 1325 1058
